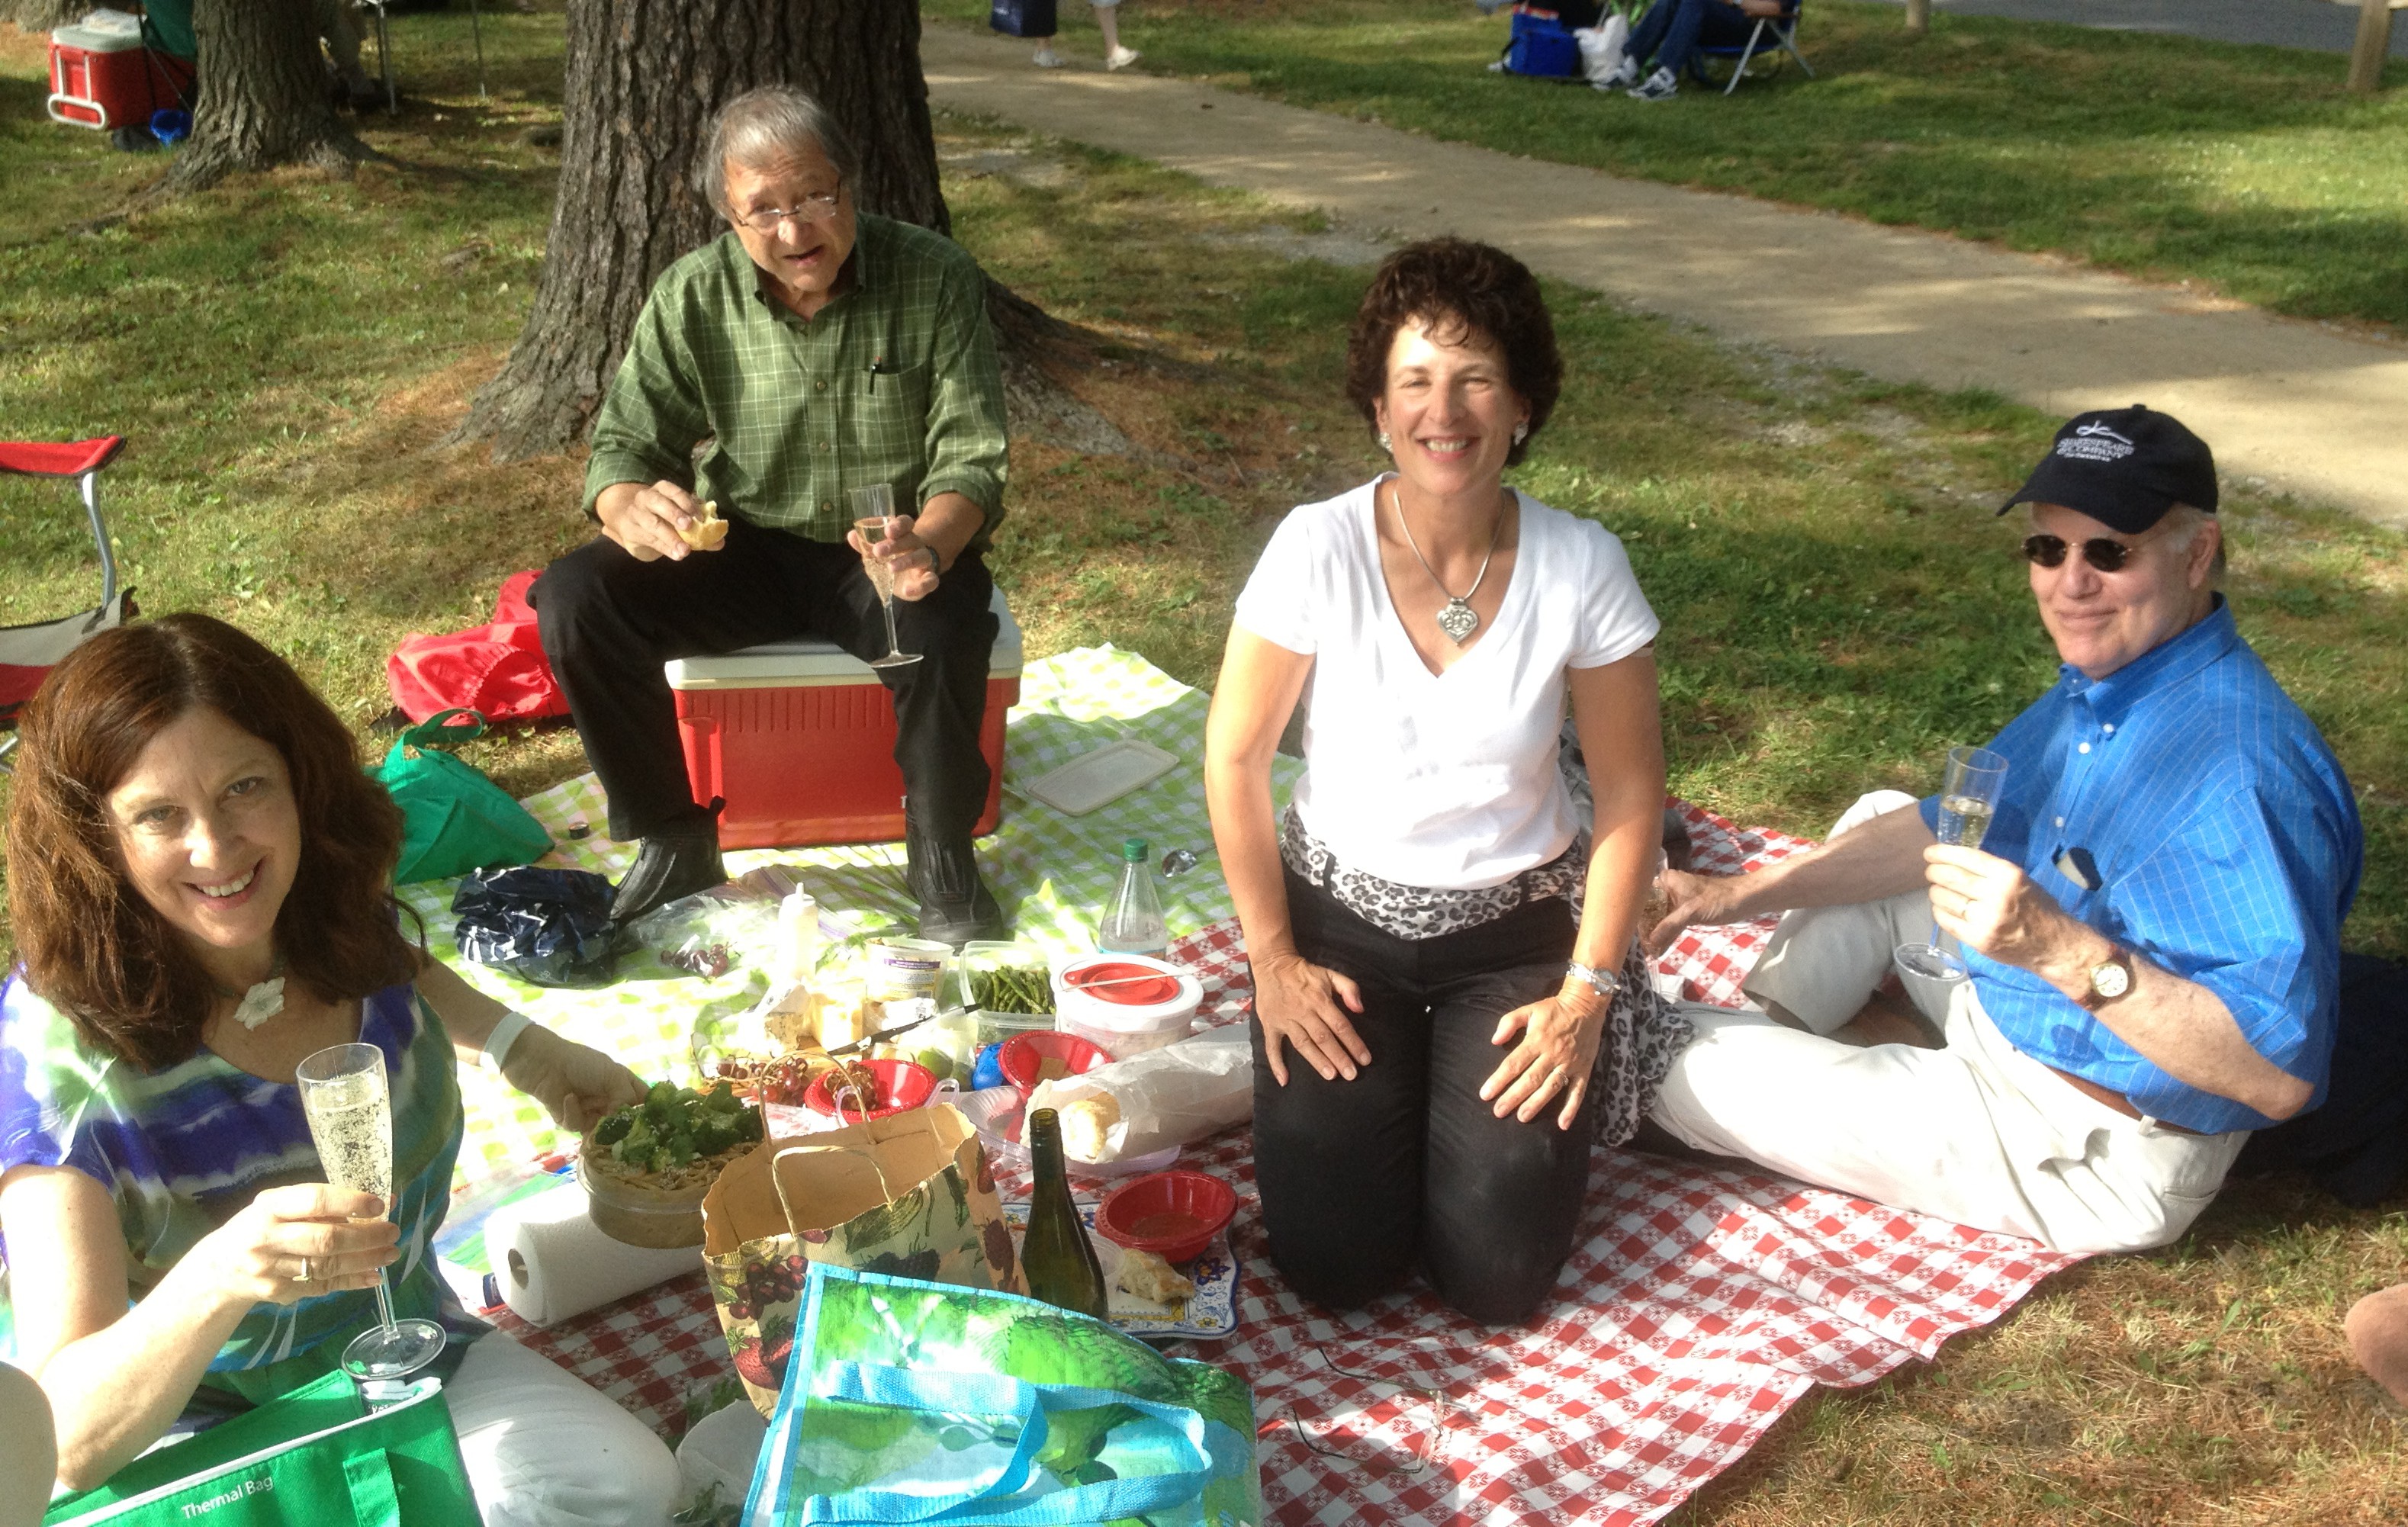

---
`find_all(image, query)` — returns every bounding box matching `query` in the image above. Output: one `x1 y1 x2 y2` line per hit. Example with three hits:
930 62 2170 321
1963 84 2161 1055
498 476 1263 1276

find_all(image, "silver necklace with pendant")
1390 481 1502 646
217 953 289 1031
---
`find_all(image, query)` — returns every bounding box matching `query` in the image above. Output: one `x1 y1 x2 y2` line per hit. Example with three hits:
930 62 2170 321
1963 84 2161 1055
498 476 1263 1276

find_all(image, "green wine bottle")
1021 1107 1108 1319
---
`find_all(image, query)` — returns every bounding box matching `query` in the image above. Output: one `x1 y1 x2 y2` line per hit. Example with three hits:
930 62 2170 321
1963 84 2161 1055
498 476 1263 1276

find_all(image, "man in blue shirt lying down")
1646 406 2363 1255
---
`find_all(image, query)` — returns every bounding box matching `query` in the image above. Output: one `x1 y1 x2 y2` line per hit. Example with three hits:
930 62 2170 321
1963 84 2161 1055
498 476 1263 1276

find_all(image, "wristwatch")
2077 947 2135 1011
1565 960 1625 1005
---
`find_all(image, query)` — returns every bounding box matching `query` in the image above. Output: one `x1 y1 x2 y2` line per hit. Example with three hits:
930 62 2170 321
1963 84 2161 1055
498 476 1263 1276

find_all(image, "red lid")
1063 960 1181 1006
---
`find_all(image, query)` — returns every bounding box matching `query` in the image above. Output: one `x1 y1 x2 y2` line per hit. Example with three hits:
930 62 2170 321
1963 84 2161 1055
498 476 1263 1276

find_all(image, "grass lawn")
4 6 2407 1522
924 0 2408 333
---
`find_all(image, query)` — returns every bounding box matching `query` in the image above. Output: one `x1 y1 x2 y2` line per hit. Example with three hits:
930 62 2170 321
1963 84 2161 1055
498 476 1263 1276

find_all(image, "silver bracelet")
1564 960 1624 1004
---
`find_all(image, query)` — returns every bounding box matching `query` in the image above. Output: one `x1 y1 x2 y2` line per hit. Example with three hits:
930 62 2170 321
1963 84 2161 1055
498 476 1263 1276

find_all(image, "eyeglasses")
2021 533 2146 573
732 188 844 233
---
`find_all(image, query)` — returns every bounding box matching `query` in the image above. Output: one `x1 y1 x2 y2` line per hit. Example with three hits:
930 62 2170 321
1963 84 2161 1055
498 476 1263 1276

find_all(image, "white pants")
1647 793 2247 1255
447 1336 682 1527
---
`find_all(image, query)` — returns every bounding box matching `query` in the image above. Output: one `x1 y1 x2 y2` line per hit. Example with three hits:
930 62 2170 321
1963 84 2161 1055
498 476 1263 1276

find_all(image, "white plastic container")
1050 953 1202 1058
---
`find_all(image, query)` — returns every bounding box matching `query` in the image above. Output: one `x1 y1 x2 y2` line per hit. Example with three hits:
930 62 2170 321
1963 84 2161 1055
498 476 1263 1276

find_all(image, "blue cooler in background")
1505 10 1581 76
991 0 1058 37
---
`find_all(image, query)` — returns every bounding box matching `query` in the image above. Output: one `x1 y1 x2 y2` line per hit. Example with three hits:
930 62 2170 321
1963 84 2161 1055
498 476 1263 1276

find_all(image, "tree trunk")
1903 0 1931 35
164 0 368 194
454 0 954 461
0 0 82 31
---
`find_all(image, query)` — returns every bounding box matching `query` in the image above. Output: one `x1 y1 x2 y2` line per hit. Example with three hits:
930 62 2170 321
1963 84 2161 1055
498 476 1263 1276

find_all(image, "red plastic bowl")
802 1057 937 1121
997 1030 1112 1098
1096 1169 1237 1265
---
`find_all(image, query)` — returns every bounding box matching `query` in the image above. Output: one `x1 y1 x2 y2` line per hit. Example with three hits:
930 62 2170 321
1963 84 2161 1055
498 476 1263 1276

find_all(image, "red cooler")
47 16 193 132
664 590 1022 850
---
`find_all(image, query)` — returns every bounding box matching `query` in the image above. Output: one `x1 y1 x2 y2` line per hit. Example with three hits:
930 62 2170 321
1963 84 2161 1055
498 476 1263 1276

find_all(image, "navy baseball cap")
1999 405 2218 535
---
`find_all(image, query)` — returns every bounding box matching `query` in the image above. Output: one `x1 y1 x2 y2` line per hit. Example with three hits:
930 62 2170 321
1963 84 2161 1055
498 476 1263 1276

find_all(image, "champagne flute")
1895 744 2011 983
295 1042 447 1381
849 484 923 670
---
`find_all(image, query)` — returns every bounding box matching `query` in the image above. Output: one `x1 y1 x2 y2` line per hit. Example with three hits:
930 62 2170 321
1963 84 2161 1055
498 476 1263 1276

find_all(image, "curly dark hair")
1344 238 1563 468
5 616 416 1071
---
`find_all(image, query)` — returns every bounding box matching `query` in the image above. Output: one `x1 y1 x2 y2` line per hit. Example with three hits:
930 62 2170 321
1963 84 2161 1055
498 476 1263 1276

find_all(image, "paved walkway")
923 25 2408 528
1863 0 2406 59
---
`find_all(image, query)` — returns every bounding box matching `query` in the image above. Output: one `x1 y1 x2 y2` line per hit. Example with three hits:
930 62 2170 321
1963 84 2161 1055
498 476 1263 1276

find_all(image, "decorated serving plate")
1001 1201 1238 1340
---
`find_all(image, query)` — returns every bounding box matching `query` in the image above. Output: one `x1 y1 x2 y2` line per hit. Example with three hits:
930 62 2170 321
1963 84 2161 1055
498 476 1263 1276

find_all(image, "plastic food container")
866 937 953 1005
956 1086 1179 1181
802 1057 937 1122
955 940 1056 1023
996 1030 1112 1097
1097 1169 1238 1265
1052 954 1203 1058
576 1149 715 1249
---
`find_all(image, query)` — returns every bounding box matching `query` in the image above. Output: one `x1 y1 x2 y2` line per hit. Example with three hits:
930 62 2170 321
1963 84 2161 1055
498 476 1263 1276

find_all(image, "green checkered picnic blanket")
402 646 1296 1186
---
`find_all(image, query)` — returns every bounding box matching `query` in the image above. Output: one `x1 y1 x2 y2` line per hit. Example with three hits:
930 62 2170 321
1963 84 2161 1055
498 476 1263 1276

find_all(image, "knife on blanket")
822 1011 937 1059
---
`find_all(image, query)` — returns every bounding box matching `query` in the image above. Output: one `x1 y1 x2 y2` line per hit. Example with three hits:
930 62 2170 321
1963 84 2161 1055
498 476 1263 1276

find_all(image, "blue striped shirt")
1921 600 2362 1135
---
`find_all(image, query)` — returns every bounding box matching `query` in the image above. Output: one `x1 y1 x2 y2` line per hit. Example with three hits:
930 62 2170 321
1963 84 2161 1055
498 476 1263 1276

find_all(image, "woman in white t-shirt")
1204 239 1687 1324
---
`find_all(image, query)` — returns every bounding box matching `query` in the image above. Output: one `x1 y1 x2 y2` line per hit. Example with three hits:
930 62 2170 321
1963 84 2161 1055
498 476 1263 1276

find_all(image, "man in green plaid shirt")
535 85 1012 943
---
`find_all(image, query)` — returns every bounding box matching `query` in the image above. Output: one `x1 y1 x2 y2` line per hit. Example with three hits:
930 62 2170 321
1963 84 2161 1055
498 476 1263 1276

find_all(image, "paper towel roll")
490 1181 703 1326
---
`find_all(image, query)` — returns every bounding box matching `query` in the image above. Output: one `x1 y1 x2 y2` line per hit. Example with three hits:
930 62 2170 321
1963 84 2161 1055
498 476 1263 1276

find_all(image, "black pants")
1249 870 1593 1326
532 516 998 843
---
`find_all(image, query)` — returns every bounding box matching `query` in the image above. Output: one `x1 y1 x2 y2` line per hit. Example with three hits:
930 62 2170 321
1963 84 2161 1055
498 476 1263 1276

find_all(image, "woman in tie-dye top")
0 616 680 1524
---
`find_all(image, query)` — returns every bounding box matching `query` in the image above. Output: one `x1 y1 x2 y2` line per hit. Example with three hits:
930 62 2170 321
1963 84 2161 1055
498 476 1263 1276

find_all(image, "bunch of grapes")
726 1253 809 1320
661 941 733 978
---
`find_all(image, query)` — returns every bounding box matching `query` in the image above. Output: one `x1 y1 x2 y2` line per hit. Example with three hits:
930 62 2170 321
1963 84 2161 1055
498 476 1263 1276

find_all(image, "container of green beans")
956 940 1058 1045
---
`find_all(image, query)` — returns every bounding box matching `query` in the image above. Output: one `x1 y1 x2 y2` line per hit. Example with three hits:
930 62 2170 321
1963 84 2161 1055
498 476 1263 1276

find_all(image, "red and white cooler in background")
664 589 1022 849
47 11 192 132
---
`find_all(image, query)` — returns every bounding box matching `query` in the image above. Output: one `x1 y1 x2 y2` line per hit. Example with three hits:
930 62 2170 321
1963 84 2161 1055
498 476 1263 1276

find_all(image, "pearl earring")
1378 432 1393 452
1513 423 1529 445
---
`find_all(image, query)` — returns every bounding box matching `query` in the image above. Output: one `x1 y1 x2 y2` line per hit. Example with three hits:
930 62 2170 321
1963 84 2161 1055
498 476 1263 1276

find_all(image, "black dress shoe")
906 828 1007 947
609 831 725 925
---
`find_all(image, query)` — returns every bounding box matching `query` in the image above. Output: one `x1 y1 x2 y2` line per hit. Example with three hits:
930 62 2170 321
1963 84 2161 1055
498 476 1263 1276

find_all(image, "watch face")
2091 960 2132 1000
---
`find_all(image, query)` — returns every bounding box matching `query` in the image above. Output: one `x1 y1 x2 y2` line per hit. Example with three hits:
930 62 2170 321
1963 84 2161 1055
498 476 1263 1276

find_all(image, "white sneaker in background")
1628 65 1679 100
1032 43 1065 67
1593 57 1639 91
1104 45 1141 70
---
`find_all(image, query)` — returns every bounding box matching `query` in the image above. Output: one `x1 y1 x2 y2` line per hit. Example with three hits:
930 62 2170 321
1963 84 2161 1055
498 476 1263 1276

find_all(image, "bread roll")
1059 1095 1120 1162
1114 1249 1194 1304
680 499 729 551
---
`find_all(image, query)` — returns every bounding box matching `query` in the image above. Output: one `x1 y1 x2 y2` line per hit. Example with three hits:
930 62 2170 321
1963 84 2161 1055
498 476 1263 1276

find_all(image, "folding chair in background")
0 436 134 768
1689 0 1812 95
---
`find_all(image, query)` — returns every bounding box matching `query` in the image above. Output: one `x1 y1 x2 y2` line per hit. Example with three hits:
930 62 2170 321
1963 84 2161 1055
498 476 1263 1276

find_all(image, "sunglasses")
2021 533 2146 573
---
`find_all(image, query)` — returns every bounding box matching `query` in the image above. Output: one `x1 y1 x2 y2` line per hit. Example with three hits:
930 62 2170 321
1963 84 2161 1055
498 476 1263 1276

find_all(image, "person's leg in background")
1247 872 1439 1310
1092 0 1139 69
1418 899 1593 1324
313 0 377 107
448 1335 681 1527
1625 0 1708 95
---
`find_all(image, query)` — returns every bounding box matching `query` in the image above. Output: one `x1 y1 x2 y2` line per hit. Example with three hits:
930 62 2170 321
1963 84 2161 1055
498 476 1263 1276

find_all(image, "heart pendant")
1436 599 1480 645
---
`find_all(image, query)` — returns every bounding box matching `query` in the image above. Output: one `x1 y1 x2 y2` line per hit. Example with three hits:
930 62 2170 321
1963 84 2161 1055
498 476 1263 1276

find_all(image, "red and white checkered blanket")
497 801 2085 1525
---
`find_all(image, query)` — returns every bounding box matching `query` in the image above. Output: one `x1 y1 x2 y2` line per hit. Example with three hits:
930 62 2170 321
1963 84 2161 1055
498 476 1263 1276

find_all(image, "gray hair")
696 85 860 218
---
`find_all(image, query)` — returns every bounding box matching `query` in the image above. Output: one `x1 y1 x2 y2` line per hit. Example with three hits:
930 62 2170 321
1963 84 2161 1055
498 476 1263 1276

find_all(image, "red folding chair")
0 436 133 767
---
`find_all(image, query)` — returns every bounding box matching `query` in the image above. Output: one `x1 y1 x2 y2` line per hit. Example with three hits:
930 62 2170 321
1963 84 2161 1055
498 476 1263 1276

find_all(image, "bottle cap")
1122 838 1149 861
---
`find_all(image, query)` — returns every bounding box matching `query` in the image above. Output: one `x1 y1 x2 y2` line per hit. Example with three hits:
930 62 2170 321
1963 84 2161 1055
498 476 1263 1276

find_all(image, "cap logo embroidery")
2057 422 2135 463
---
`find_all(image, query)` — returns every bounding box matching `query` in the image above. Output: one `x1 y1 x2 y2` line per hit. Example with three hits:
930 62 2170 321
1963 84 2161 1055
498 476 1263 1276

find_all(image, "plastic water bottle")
1098 837 1169 957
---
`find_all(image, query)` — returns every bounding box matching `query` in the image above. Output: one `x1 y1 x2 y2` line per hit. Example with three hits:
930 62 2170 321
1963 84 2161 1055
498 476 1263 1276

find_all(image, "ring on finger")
296 1256 313 1284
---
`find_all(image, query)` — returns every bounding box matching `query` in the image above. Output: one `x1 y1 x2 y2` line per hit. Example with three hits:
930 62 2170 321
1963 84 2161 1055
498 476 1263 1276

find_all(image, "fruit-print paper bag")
701 1104 1023 1416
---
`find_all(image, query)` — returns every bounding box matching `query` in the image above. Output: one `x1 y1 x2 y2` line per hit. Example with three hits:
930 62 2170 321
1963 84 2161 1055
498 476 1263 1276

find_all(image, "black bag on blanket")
2233 954 2408 1207
452 866 623 988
